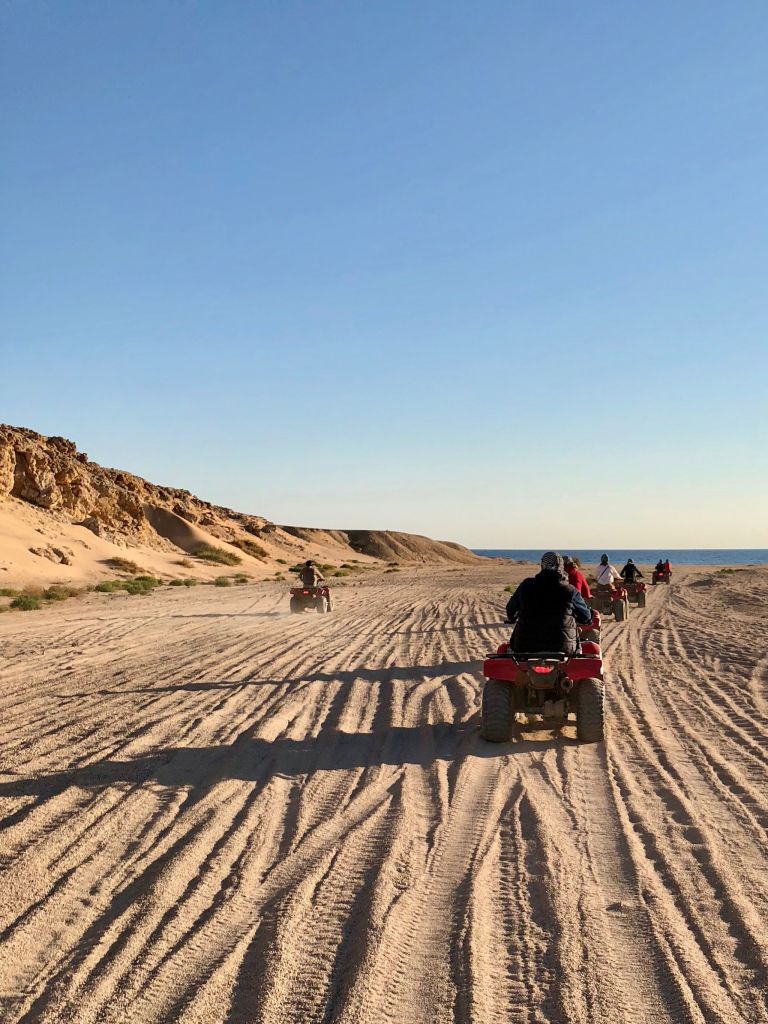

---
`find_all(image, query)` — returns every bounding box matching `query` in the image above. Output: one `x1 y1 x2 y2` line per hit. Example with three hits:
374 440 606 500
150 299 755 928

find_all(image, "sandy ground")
1 563 767 1024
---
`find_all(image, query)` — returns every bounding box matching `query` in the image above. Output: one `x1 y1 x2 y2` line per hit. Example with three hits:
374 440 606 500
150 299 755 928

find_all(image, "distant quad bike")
652 567 671 586
623 579 648 607
590 584 629 622
481 642 605 743
289 584 333 614
579 608 602 643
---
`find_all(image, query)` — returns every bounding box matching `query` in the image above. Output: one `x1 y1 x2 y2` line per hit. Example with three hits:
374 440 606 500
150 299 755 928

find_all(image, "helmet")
563 556 574 569
305 560 313 566
600 554 609 565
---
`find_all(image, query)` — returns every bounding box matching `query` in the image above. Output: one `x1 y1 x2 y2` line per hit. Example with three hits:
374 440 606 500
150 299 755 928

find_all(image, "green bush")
276 558 287 565
176 558 193 568
104 557 143 574
385 568 400 574
11 594 43 611
193 544 242 566
504 584 515 593
333 570 350 577
232 538 268 559
43 586 79 601
95 576 162 595
183 578 198 587
0 587 19 598
214 576 232 587
169 579 185 587
388 562 400 567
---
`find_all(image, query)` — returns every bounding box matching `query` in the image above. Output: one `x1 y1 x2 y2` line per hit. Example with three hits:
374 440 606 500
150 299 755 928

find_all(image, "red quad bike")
652 568 671 586
590 584 629 622
623 579 648 607
579 608 602 643
289 584 333 614
481 642 605 743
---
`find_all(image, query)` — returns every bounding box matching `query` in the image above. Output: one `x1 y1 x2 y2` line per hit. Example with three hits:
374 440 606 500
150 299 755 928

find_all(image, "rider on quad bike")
298 560 324 587
505 552 593 656
620 558 643 583
564 556 592 600
595 554 622 590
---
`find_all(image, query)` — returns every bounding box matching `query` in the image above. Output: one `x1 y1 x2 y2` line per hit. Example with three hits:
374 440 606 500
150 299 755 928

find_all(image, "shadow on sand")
0 722 577 807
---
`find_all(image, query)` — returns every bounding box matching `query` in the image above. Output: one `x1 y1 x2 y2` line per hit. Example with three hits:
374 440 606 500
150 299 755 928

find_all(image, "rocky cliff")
0 425 480 569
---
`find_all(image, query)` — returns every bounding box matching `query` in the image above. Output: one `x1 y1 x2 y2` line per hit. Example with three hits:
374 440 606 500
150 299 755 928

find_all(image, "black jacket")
505 569 592 655
620 561 643 582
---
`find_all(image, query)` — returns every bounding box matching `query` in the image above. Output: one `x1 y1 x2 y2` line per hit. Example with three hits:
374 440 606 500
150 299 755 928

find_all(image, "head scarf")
540 551 566 578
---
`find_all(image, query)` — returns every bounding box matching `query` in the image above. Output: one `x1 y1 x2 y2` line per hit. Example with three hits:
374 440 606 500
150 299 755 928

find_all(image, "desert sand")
1 562 767 1023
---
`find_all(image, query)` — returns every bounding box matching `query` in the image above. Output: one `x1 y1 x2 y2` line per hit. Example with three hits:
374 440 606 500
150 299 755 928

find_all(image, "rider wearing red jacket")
564 557 592 601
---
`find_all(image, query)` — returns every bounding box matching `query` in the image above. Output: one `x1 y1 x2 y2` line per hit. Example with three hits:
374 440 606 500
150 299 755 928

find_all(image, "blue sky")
2 1 767 547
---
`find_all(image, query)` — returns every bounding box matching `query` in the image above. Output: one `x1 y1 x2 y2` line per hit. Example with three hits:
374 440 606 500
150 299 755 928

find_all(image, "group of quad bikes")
480 562 671 746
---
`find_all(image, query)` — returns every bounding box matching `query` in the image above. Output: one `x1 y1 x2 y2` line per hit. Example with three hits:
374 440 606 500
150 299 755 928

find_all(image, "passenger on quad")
298 560 324 588
564 556 592 600
620 558 643 583
664 558 671 574
505 552 593 657
595 554 622 590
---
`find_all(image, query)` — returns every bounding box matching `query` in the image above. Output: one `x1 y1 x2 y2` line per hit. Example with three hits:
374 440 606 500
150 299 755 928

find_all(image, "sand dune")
1 564 767 1023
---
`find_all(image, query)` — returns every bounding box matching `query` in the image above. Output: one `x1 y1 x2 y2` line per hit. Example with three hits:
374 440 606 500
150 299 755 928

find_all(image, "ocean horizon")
473 549 768 566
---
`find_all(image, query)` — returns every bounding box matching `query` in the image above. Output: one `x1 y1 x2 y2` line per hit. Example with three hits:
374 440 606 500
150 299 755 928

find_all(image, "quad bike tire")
583 628 600 642
289 597 302 614
637 591 647 608
575 677 605 742
613 598 626 621
315 596 329 613
481 680 513 742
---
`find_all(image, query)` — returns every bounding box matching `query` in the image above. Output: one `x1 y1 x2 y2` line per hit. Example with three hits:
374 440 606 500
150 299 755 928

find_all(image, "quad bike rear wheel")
481 681 513 742
613 598 626 621
575 677 605 742
637 591 647 608
315 596 329 613
289 597 301 614
583 628 600 642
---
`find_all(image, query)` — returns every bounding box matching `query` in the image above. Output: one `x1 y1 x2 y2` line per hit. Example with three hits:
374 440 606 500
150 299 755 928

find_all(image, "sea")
473 549 768 566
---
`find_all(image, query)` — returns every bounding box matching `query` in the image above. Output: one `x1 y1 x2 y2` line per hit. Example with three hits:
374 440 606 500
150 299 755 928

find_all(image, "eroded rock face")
0 425 270 549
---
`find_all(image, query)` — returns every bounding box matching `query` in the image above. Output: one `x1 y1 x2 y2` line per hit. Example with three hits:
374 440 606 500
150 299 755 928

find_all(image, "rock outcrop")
0 425 269 550
0 425 481 566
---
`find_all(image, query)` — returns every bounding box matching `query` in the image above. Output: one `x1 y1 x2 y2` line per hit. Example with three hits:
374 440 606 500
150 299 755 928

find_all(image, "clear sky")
2 1 767 548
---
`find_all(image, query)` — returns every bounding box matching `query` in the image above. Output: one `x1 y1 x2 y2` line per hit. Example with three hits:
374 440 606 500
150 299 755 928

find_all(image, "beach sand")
1 563 767 1023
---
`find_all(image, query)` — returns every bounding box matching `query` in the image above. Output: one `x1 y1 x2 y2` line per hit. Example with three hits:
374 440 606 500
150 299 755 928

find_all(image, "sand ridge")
1 564 767 1023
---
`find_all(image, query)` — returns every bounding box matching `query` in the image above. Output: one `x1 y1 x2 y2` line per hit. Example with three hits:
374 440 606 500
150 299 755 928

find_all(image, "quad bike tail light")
533 666 552 674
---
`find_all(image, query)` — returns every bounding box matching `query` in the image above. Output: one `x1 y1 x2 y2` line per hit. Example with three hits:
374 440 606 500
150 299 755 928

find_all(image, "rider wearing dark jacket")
299 560 324 587
505 552 592 656
620 559 643 583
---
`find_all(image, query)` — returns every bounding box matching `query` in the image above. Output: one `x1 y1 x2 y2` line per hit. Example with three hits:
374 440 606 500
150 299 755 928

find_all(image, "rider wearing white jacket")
595 554 622 588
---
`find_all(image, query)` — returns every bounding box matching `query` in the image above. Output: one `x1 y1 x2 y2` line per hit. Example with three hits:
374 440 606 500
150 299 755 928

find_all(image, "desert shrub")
11 594 42 611
289 564 304 573
716 567 736 574
193 544 241 566
183 578 198 587
104 557 143 574
0 587 19 597
214 576 232 587
503 584 515 593
341 563 355 569
319 564 335 572
232 538 267 559
43 586 79 601
175 558 193 568
95 576 161 595
385 568 400 574
169 579 185 587
388 562 400 567
276 558 287 565
333 570 349 577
